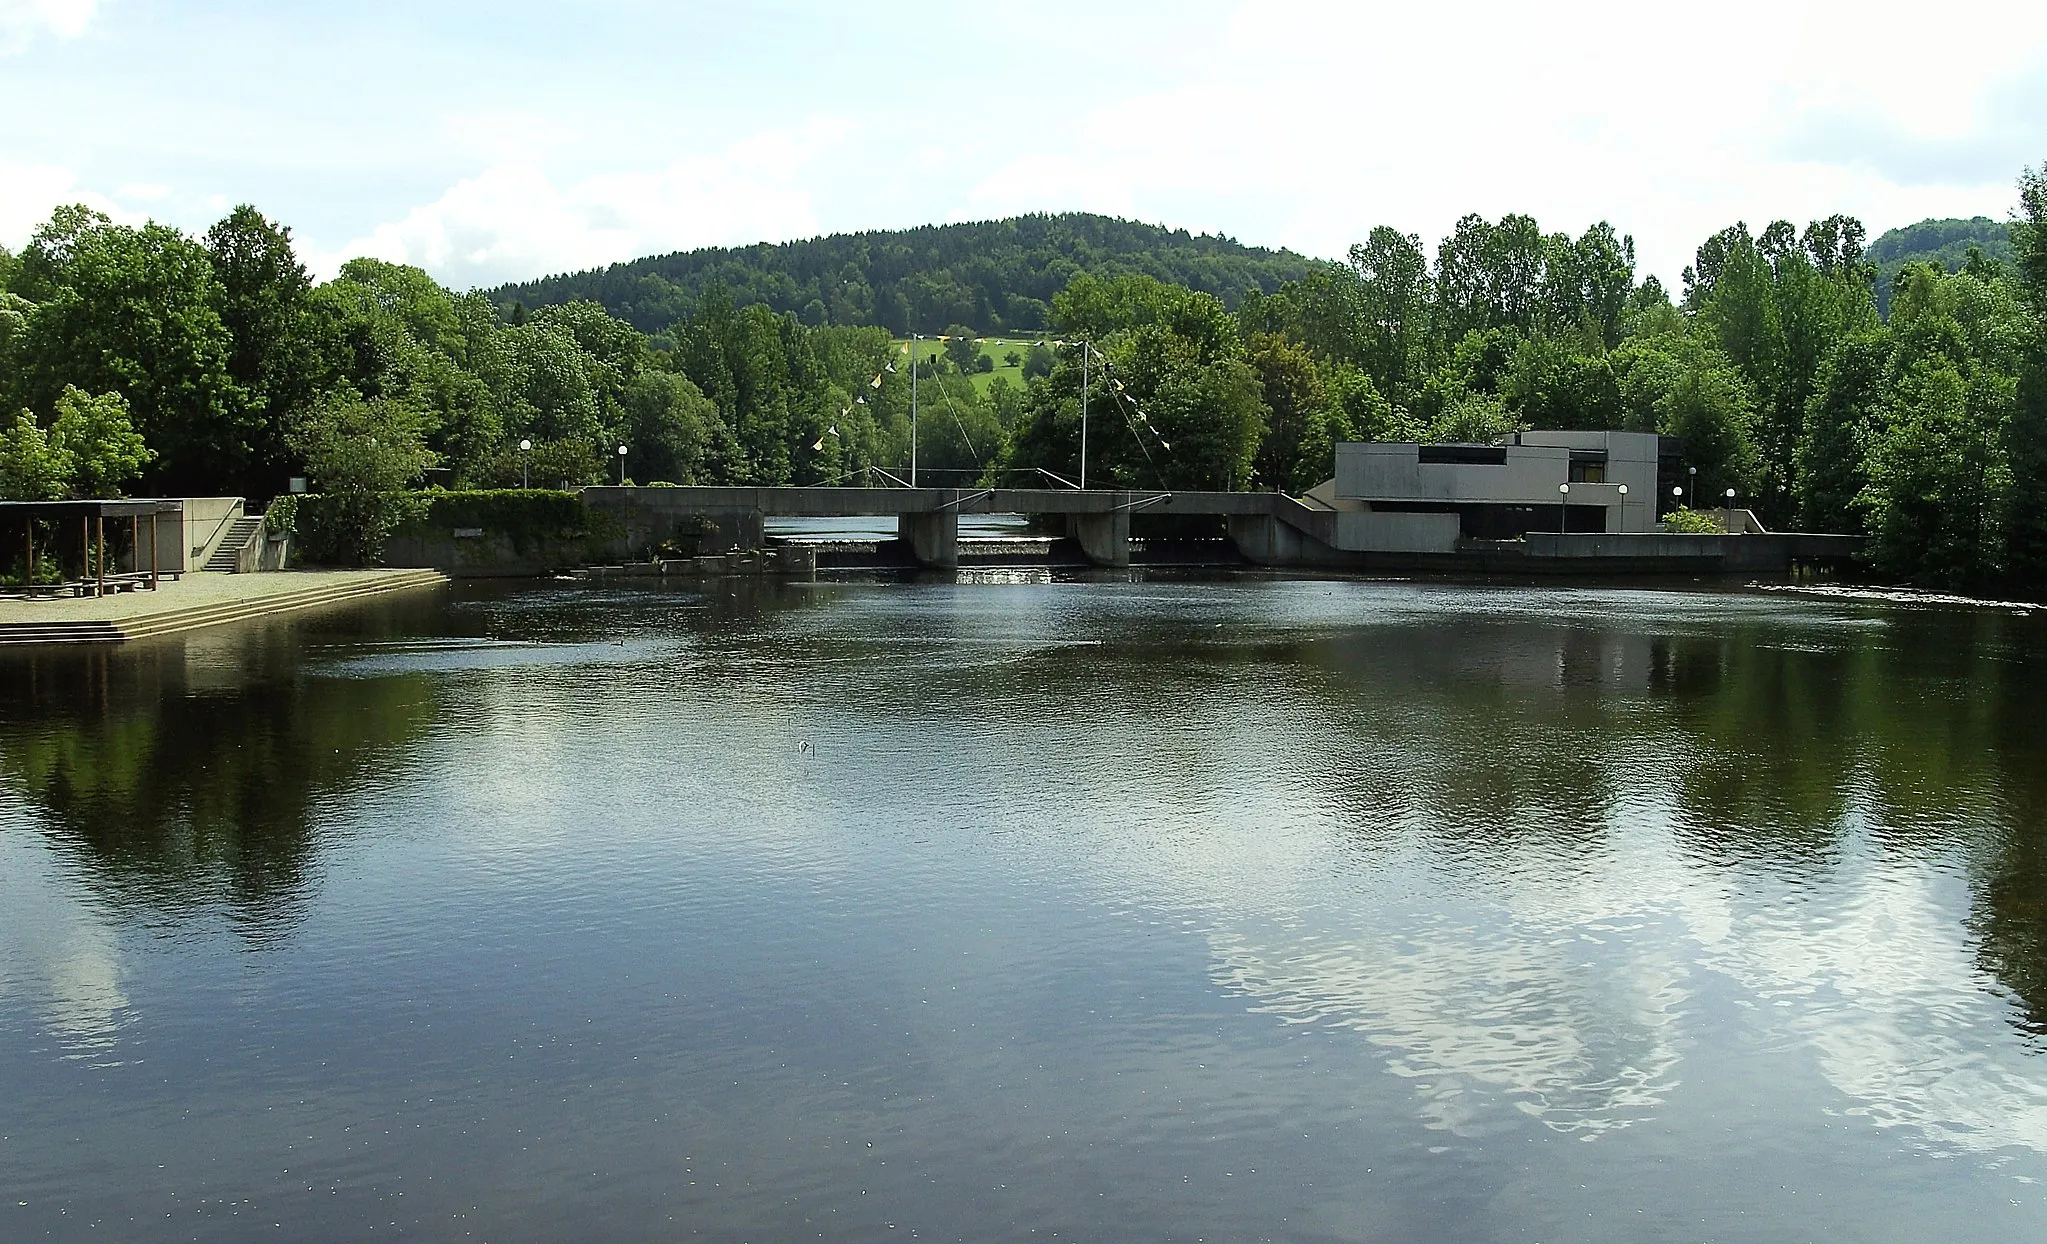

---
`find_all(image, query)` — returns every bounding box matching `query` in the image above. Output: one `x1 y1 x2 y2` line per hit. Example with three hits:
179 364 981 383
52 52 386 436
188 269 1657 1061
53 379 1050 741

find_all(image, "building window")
1568 460 1606 483
1419 445 1508 466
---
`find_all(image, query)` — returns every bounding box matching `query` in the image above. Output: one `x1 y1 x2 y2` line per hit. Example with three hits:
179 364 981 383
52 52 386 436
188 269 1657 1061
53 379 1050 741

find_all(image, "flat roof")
0 499 185 518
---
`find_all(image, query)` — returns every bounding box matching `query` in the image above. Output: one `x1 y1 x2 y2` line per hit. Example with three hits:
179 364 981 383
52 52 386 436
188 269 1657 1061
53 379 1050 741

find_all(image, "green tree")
206 205 316 495
1689 224 1788 507
2004 162 2047 586
288 392 437 565
1655 337 1762 499
1434 213 1547 341
1006 274 1263 491
1862 355 2001 586
1246 331 1326 491
11 206 247 494
1795 333 1890 532
1325 364 1422 443
1427 391 1522 444
54 386 153 497
1344 227 1432 402
1021 341 1054 380
1501 332 1621 430
0 290 27 386
621 370 721 484
941 326 980 372
0 412 75 500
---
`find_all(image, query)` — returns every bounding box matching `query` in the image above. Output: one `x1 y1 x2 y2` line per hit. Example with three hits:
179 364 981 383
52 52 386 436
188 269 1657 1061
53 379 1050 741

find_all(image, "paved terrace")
0 569 448 645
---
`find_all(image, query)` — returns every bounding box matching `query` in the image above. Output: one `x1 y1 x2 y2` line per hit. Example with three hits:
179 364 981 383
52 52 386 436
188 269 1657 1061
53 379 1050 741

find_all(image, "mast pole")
1080 338 1089 490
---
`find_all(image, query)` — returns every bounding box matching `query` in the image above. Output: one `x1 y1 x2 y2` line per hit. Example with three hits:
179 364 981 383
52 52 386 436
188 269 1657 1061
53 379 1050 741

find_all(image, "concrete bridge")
578 485 1863 576
582 486 1292 569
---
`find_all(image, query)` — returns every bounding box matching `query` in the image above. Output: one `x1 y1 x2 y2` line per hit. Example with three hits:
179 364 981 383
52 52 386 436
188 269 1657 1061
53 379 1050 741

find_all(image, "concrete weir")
578 485 1862 578
581 486 1251 570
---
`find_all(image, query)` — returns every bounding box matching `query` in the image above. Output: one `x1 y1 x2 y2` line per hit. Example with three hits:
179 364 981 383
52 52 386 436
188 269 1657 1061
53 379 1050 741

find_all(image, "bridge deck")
583 486 1280 517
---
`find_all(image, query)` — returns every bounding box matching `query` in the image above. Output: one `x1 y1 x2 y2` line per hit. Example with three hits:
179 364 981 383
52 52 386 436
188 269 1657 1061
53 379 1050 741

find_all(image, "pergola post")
95 515 106 596
149 511 159 589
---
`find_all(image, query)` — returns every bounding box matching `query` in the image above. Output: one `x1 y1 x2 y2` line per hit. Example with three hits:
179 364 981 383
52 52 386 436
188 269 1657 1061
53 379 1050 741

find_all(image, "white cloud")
0 825 131 1059
323 120 855 288
0 158 133 249
0 0 95 53
963 0 2047 283
6 1 2043 287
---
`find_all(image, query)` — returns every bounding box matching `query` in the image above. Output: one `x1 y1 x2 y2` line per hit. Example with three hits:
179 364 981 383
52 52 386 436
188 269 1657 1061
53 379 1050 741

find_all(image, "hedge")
293 489 617 566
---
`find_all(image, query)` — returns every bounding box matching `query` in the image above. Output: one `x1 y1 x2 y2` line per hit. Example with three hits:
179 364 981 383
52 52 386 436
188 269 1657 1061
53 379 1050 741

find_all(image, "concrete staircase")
201 515 264 572
0 570 448 646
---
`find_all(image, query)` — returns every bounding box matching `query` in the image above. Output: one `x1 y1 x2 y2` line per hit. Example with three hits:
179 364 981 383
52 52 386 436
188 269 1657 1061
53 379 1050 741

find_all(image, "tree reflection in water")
0 614 441 936
3 577 2047 1042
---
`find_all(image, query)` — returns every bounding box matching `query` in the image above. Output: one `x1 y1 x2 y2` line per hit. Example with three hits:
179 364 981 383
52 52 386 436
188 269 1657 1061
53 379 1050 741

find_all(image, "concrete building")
1299 431 1667 555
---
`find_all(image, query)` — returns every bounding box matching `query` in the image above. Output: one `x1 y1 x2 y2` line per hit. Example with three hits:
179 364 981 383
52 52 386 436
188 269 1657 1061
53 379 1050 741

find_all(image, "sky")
2 0 2043 293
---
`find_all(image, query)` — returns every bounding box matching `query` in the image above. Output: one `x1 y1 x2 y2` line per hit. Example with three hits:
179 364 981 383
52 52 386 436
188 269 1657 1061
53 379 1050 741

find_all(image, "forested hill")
1870 216 2014 313
485 213 1320 337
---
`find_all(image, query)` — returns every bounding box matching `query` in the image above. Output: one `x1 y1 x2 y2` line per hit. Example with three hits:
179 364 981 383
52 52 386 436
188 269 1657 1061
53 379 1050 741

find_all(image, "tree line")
3 164 2045 592
487 213 1319 336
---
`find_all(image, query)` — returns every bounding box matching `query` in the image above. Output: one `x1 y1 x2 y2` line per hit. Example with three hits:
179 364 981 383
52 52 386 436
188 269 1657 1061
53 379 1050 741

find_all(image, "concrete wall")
1229 513 1357 567
110 507 189 574
383 531 620 577
1332 510 1461 554
1332 433 1659 535
1337 442 1569 504
180 498 244 568
1518 431 1658 533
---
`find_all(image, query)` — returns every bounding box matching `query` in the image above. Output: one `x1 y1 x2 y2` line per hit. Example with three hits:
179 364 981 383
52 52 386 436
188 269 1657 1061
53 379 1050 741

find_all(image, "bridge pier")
1068 512 1131 567
705 509 763 555
1227 513 1331 566
897 511 958 569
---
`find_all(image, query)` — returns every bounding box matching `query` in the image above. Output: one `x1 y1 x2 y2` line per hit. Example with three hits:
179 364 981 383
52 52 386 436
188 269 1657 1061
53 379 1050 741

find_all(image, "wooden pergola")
2 499 184 597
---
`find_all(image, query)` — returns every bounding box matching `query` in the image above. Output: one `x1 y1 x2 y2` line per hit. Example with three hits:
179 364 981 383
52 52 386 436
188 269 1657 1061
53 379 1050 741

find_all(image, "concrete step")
0 571 448 645
201 516 264 572
114 573 447 638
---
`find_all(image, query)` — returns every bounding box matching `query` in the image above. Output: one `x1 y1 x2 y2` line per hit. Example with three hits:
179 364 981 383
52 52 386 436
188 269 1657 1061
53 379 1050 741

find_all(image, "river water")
4 575 2046 1242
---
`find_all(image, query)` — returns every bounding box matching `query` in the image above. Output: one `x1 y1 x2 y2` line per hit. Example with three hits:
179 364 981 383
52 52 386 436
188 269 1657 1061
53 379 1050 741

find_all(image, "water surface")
4 576 2046 1242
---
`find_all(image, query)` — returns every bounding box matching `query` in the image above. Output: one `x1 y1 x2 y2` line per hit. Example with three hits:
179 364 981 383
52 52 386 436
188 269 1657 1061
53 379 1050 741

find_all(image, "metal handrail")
190 501 246 559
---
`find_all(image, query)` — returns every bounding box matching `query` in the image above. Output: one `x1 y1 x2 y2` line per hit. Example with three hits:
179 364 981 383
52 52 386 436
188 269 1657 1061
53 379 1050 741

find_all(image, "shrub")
293 492 427 566
1662 506 1723 534
264 493 298 537
396 490 610 551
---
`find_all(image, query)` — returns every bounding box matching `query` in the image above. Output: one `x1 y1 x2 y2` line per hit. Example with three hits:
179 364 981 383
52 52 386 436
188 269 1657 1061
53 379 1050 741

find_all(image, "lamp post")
618 444 629 487
1725 487 1737 534
519 438 531 490
1617 483 1628 533
1558 481 1570 534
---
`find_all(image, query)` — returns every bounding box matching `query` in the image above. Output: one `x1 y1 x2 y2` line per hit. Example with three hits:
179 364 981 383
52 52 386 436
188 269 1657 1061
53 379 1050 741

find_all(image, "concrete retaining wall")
382 531 623 577
181 498 244 568
1333 511 1461 554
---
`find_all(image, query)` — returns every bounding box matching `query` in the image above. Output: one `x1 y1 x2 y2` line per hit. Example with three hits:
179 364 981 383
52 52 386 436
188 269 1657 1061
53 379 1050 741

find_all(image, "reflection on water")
0 609 442 932
5 577 2047 1240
